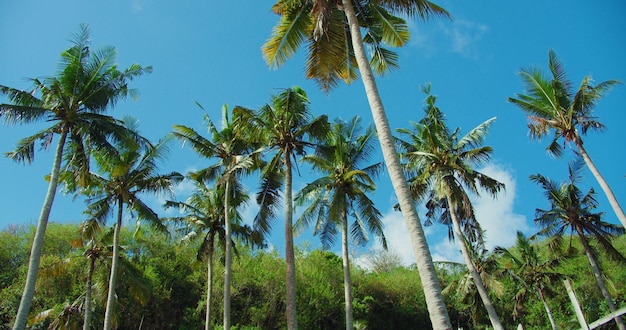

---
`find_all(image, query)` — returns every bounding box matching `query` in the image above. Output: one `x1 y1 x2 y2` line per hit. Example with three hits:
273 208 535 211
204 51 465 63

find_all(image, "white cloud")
378 164 528 265
131 0 144 13
377 209 435 266
473 164 530 251
407 19 489 59
239 200 260 227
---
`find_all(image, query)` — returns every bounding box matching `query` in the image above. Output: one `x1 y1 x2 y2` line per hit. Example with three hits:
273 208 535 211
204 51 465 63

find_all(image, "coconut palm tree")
439 238 503 329
396 85 505 329
0 25 151 330
263 2 453 327
172 105 259 330
509 50 625 229
164 177 262 330
530 160 626 330
295 116 386 330
74 219 112 330
80 119 183 330
494 231 562 329
234 87 328 329
25 219 110 330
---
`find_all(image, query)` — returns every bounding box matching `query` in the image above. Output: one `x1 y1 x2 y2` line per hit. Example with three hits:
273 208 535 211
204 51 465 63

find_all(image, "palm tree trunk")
574 134 626 229
83 255 96 330
575 226 626 330
284 151 298 330
340 2 452 328
12 126 69 330
206 238 215 330
537 287 557 330
447 196 504 330
104 199 124 330
341 210 353 330
223 179 232 330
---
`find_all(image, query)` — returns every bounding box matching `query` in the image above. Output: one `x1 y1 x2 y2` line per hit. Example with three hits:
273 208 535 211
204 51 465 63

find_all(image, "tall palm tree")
0 25 151 330
263 2 454 328
234 87 328 329
530 160 626 330
509 50 625 229
172 105 259 330
495 231 562 330
295 116 386 330
396 86 505 329
164 177 261 330
81 119 183 330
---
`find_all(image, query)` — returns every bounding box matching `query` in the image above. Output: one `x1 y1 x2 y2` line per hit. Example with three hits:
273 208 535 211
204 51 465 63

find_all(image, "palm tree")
234 87 328 329
439 238 503 329
80 119 183 330
164 177 261 330
295 116 386 330
396 85 505 329
172 105 259 330
509 50 625 229
25 220 110 330
74 219 112 330
495 231 562 329
263 2 454 327
530 160 626 330
0 25 151 330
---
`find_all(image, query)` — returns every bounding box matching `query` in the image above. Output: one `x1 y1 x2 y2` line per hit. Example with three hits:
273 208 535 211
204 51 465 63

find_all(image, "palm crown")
508 49 621 157
263 0 449 91
397 86 503 243
296 116 386 249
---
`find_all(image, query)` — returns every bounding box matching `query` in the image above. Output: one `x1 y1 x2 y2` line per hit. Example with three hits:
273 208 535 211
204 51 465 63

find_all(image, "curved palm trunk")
104 199 124 330
223 179 232 330
340 1 452 328
447 196 504 330
574 134 626 229
284 152 298 330
575 226 626 330
13 126 69 330
206 237 215 330
83 254 96 330
537 287 557 330
340 209 353 330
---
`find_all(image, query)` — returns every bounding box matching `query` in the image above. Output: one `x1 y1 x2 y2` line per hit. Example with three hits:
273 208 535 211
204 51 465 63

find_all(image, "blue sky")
1 1 624 264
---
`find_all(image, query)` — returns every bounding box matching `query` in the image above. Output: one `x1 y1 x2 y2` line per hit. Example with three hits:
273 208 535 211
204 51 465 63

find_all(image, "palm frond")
263 1 313 69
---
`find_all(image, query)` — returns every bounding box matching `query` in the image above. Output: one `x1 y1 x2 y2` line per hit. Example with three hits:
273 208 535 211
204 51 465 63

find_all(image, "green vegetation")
0 223 624 329
1 7 625 330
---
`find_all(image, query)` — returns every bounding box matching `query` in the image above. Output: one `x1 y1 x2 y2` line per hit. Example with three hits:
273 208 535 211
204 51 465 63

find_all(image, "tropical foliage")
235 86 329 330
0 24 151 330
0 223 624 329
530 160 626 329
295 116 386 329
1 16 626 330
396 85 505 329
509 49 626 230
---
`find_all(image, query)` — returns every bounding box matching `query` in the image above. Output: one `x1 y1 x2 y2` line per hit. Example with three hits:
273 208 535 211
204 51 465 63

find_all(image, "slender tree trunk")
13 126 69 330
284 151 298 330
83 255 96 330
574 134 626 229
104 199 124 330
341 209 353 330
223 179 232 330
537 287 557 330
575 227 626 330
340 1 452 328
447 196 504 330
206 238 215 330
564 278 589 330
